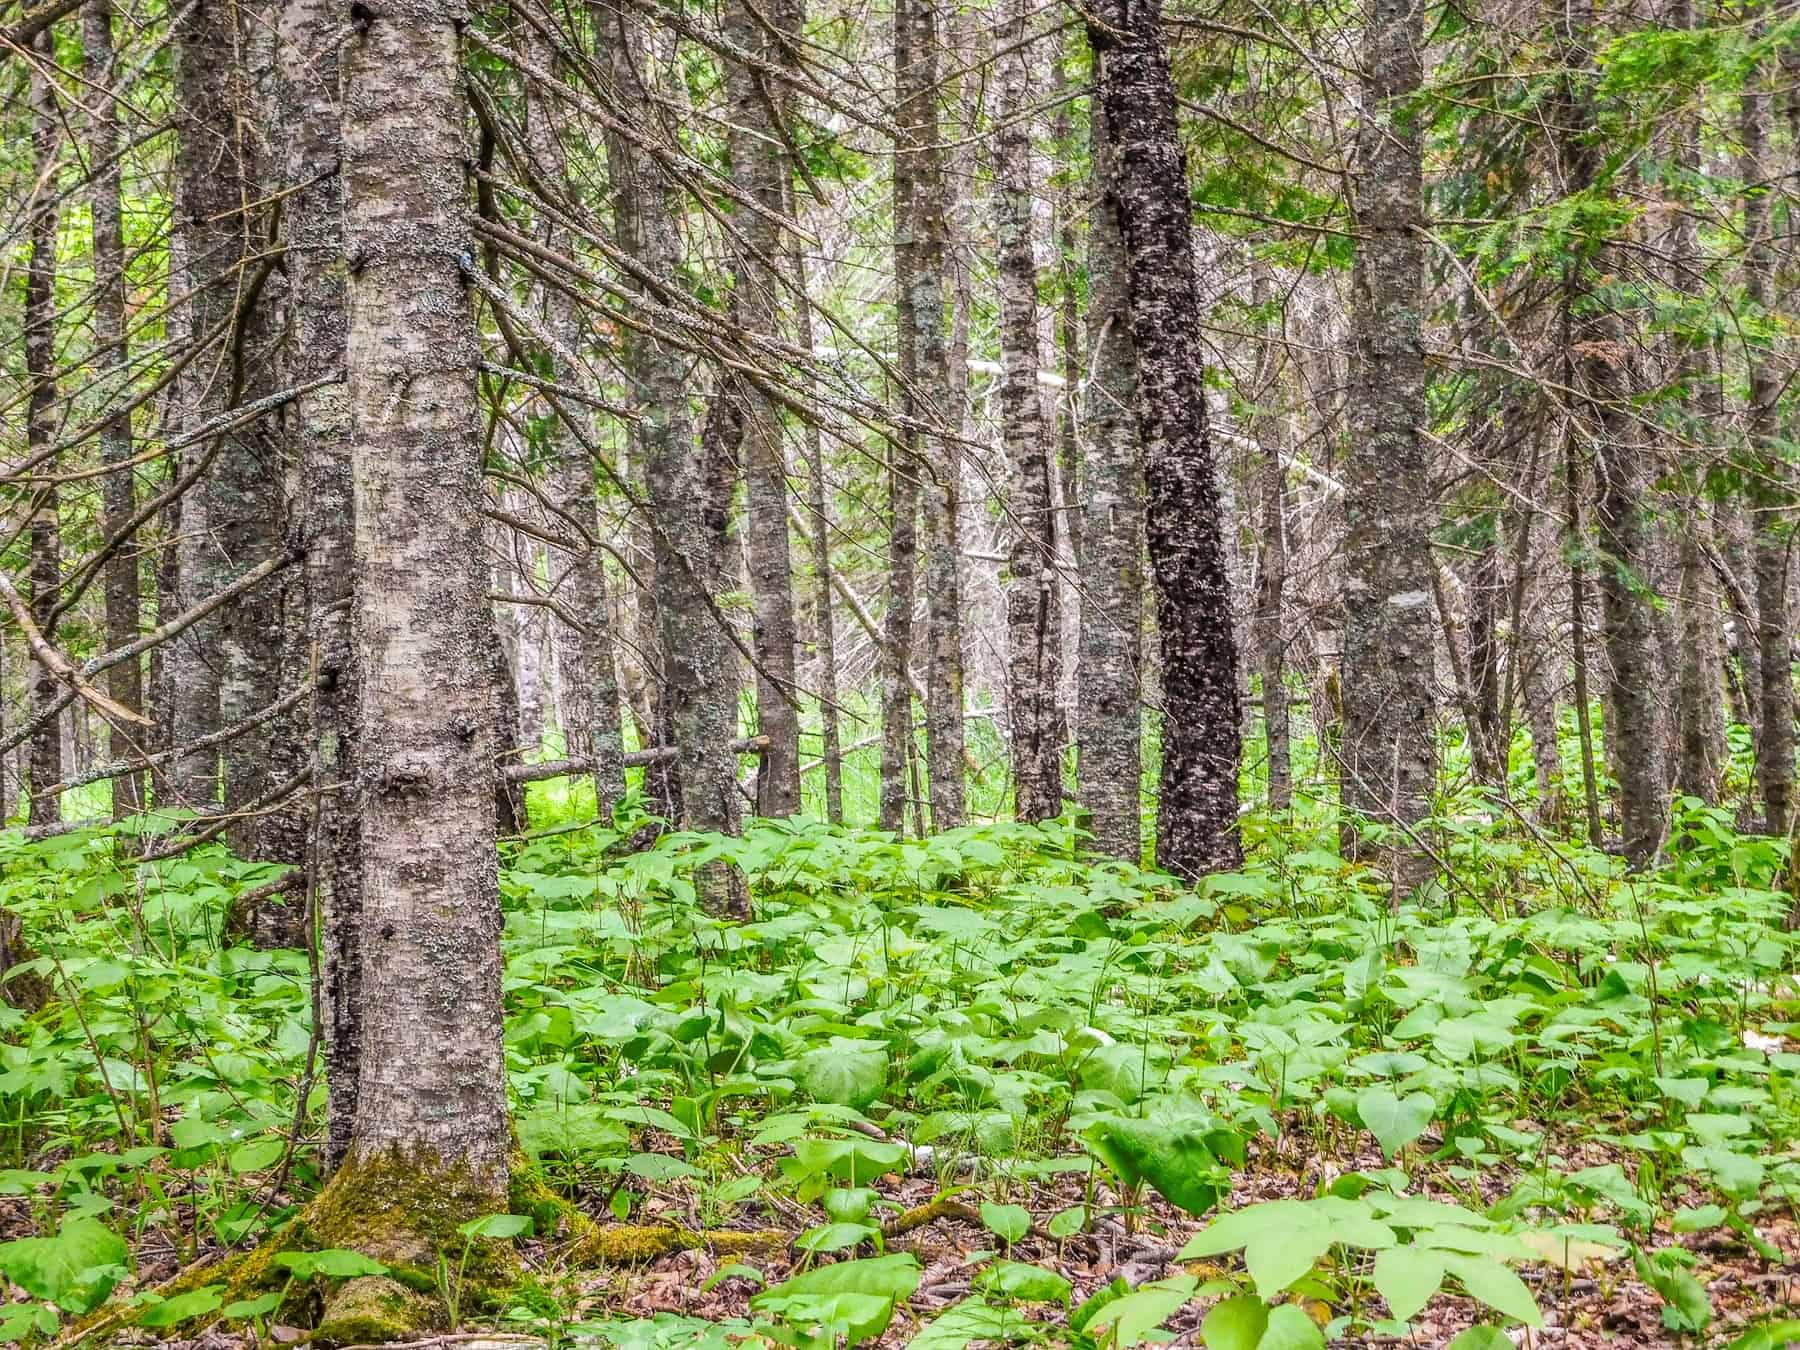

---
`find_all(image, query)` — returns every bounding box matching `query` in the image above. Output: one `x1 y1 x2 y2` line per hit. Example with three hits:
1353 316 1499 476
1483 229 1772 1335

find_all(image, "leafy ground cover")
1 798 1797 1348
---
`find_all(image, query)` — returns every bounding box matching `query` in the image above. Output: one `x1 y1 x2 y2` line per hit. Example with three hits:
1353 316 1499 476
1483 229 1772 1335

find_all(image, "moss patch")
311 1275 438 1348
570 1224 791 1265
307 1144 511 1274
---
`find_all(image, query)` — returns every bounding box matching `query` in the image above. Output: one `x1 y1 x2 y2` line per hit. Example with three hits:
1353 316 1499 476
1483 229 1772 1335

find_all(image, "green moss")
307 1144 512 1275
507 1157 593 1245
570 1224 790 1265
311 1275 438 1348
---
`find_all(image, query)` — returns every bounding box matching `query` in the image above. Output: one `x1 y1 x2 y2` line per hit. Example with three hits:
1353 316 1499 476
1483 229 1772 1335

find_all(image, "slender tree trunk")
522 25 625 821
1085 0 1242 877
84 0 144 821
1566 437 1606 845
1342 0 1437 853
994 0 1063 824
1250 277 1291 814
791 245 845 823
723 0 801 818
275 0 361 1163
1553 2 1662 864
1742 46 1793 835
603 0 743 904
881 0 926 837
1074 91 1144 860
335 0 507 1213
25 27 62 830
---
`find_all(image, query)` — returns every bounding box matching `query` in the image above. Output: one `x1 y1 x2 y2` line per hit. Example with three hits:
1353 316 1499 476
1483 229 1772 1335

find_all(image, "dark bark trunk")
84 0 144 822
1085 0 1242 877
1742 44 1793 835
25 27 62 830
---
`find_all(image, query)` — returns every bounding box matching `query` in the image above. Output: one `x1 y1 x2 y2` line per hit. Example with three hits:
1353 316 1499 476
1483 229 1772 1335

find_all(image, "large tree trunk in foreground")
1086 0 1241 878
1075 90 1144 861
334 0 507 1225
994 0 1064 824
1341 0 1437 859
84 0 144 822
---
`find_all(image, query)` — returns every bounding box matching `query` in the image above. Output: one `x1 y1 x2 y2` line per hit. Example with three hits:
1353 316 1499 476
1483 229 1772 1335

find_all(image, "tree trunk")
522 24 625 822
1742 46 1793 835
25 26 62 830
908 0 966 834
1341 0 1437 853
1554 0 1662 865
1074 91 1145 860
723 0 802 818
274 0 361 1161
791 240 845 823
1085 0 1242 878
335 0 507 1219
1249 274 1291 814
994 0 1063 824
602 0 743 906
83 0 145 822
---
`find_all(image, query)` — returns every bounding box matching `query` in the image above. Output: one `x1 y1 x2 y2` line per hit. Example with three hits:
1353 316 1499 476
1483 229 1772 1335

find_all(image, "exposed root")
569 1224 792 1265
880 1196 981 1240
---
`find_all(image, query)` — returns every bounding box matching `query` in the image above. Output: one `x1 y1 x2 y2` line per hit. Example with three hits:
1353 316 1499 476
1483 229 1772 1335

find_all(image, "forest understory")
2 753 1798 1350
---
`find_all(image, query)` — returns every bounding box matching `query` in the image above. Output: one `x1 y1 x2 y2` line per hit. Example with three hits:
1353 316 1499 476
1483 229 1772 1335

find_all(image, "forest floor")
2 800 1798 1348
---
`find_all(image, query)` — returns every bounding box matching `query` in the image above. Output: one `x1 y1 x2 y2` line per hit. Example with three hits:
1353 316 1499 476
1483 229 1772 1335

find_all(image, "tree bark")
723 0 802 818
521 22 625 822
1085 0 1242 877
1074 90 1144 860
994 0 1063 825
602 0 743 906
25 26 62 830
1741 43 1793 835
1341 0 1437 854
274 0 361 1162
83 0 145 822
337 0 507 1205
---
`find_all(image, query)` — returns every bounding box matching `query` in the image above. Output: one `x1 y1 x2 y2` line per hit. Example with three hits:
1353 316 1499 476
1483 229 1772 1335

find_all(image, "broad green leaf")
1444 1329 1513 1350
1356 1087 1434 1157
1372 1246 1444 1322
1443 1254 1542 1328
0 1217 129 1314
1258 1303 1325 1350
273 1249 389 1280
909 1297 1024 1350
1245 1221 1333 1296
221 1292 283 1320
794 1221 874 1253
979 1202 1031 1245
1082 1275 1196 1348
138 1286 225 1327
227 1138 285 1174
1179 1200 1311 1258
975 1261 1071 1305
458 1213 533 1240
1083 1116 1231 1216
796 1042 887 1109
756 1253 920 1307
1199 1293 1266 1350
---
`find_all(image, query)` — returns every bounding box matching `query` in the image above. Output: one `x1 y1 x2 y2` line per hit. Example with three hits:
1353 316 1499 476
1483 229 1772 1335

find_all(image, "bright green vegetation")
1 796 1797 1347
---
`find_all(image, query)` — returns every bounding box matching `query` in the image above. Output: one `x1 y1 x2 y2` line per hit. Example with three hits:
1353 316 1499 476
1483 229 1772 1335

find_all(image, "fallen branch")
503 736 769 785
